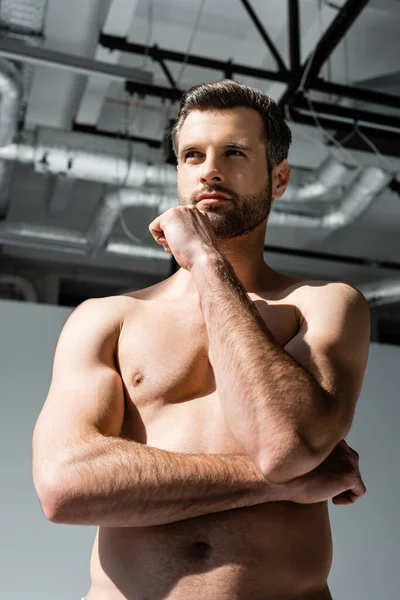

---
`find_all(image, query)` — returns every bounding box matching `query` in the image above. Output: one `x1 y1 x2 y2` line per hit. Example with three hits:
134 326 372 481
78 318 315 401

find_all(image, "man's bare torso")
85 272 333 600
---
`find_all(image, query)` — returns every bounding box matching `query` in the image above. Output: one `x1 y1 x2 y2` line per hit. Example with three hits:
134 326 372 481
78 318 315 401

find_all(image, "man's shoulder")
282 276 363 300
277 276 368 315
285 279 370 331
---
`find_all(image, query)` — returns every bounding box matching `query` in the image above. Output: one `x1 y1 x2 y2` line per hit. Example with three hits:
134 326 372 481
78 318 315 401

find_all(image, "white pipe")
281 157 348 202
0 59 23 146
0 274 38 302
86 188 176 252
358 280 400 307
0 139 177 186
270 167 391 229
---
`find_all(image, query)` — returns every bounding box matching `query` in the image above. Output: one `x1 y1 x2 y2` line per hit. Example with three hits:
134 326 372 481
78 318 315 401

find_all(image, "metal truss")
99 0 400 145
0 0 398 150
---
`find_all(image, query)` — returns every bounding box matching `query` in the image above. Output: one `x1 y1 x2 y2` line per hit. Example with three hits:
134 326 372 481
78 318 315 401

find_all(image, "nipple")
131 369 144 387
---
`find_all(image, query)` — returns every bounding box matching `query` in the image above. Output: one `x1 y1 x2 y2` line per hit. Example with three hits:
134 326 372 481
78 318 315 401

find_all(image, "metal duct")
0 166 391 259
0 273 38 302
107 242 171 261
0 220 168 260
358 280 400 307
281 156 348 203
0 0 49 217
0 58 23 146
270 167 391 229
0 134 349 198
0 138 177 187
0 57 24 219
86 188 174 253
0 221 87 253
322 168 392 228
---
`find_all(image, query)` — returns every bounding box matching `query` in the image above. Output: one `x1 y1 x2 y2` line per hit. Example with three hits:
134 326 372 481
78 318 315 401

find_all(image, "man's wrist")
191 248 225 277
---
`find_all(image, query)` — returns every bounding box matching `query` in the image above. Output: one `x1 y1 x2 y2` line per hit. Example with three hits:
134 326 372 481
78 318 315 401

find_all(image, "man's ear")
271 159 290 200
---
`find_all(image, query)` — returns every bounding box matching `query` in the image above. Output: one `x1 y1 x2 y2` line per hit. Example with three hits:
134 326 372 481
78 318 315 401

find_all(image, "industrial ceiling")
0 0 399 334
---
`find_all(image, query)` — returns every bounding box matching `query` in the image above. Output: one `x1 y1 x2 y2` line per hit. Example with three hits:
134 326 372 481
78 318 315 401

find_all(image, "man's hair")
171 79 292 167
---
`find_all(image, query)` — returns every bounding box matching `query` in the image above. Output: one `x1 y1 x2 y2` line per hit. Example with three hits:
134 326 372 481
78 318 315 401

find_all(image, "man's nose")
199 157 225 185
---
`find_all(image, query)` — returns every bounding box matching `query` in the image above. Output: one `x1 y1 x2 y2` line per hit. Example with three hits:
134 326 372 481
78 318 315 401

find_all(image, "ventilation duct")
0 136 177 187
0 0 49 217
0 164 390 260
0 220 169 260
0 58 23 146
0 126 392 258
86 188 173 254
0 274 38 302
322 167 392 228
0 58 23 218
270 167 391 229
281 156 348 203
358 280 400 307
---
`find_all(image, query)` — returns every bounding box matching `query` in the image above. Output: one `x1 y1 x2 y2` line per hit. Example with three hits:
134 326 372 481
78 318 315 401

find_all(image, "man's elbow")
255 434 322 484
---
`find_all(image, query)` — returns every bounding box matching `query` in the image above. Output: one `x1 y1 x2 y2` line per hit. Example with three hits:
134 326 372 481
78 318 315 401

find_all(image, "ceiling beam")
289 109 400 156
279 0 371 107
239 0 288 72
300 0 370 89
312 78 400 109
0 37 153 84
98 33 290 84
264 243 400 272
294 97 400 131
99 32 400 112
288 0 301 72
72 122 162 148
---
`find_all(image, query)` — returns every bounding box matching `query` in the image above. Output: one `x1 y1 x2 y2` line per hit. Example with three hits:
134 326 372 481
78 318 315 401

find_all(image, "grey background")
0 298 398 599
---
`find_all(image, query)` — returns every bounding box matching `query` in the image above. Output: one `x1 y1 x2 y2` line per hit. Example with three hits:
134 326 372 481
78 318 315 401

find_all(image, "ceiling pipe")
0 59 23 219
0 220 168 260
358 280 400 307
0 166 389 259
0 136 177 187
0 274 38 302
86 188 174 254
281 156 348 202
0 58 23 146
270 167 391 228
0 0 49 219
0 124 392 252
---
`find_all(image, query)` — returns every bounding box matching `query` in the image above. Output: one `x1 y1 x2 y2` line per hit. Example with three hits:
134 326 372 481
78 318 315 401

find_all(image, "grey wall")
0 299 398 600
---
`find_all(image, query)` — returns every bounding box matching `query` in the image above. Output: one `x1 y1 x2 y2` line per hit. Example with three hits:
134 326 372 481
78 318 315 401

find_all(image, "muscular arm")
192 251 370 483
48 436 284 527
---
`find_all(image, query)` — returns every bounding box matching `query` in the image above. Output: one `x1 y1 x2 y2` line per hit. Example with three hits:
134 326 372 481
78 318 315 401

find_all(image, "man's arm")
32 296 283 528
192 252 370 483
47 436 285 527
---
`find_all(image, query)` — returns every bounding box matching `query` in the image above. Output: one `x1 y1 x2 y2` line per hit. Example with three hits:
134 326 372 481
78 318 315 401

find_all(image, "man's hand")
281 440 367 506
149 206 218 270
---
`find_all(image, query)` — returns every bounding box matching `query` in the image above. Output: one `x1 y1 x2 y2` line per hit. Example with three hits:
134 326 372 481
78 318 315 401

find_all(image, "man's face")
177 107 272 239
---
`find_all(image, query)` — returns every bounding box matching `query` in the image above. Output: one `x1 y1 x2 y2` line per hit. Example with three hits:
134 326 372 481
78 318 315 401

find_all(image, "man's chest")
115 299 299 451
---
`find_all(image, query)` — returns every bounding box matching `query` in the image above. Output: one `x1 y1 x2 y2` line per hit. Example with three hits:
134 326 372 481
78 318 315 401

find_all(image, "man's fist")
282 440 367 505
149 206 218 271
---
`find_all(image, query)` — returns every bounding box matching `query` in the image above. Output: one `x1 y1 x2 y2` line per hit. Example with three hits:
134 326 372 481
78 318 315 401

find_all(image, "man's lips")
196 193 232 203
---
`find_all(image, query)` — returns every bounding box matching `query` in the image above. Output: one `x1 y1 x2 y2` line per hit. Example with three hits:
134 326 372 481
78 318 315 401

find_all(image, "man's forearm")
192 252 331 481
43 435 286 527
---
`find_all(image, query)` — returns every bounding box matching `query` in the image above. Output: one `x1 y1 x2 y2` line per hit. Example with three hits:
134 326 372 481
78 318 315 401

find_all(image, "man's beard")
179 179 273 239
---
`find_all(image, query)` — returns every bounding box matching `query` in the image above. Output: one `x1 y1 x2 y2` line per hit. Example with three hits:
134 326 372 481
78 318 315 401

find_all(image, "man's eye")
227 150 244 156
185 151 200 159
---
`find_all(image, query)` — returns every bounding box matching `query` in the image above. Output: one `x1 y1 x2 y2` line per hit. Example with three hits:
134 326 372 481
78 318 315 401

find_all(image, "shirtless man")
32 79 370 600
